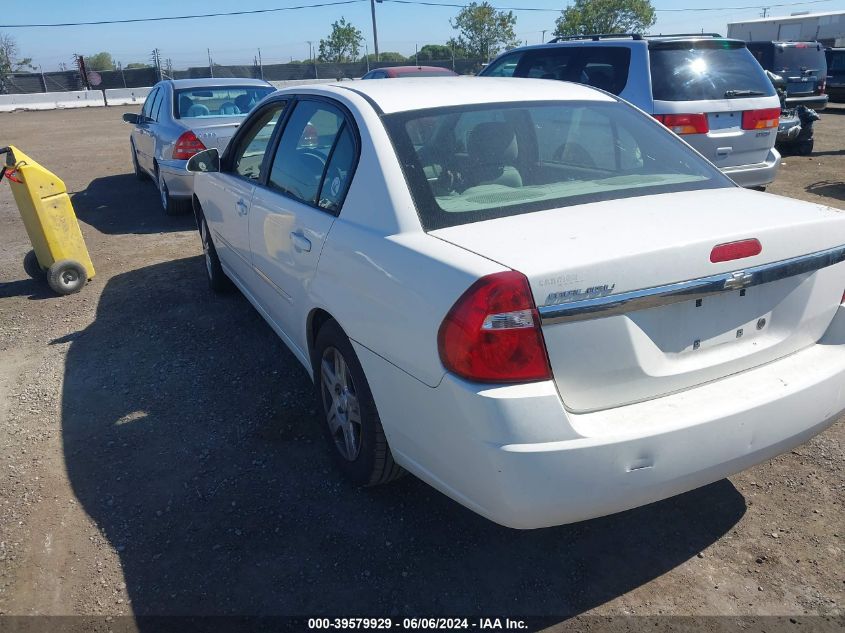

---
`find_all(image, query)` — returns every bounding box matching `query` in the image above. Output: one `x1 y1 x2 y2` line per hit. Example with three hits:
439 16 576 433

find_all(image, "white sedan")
186 77 845 529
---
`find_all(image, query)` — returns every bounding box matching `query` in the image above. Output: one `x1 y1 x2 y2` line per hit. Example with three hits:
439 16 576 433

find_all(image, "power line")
0 0 365 28
383 0 834 12
0 0 836 28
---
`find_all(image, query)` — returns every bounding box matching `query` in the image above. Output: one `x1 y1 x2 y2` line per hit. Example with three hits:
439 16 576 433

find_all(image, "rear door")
248 98 358 355
648 40 780 169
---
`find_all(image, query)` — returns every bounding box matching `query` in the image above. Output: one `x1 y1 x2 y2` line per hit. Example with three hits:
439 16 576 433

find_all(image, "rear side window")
483 47 630 95
649 40 776 101
268 100 356 212
829 50 845 72
141 88 158 120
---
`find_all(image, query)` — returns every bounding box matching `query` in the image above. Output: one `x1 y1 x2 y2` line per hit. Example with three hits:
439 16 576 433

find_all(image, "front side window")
268 100 355 211
385 101 732 230
174 86 274 119
649 41 776 101
231 103 286 181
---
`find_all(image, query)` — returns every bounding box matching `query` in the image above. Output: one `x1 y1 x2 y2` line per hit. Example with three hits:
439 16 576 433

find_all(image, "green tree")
318 17 363 63
0 32 34 73
553 0 656 37
449 2 519 61
361 51 406 63
416 44 453 61
85 52 115 71
125 62 151 69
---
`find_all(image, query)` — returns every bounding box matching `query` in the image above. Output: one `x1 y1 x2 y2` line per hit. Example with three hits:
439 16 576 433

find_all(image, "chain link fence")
1 59 485 94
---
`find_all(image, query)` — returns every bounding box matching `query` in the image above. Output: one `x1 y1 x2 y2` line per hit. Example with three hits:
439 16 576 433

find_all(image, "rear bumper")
785 94 828 110
358 305 845 529
158 158 193 199
720 147 781 188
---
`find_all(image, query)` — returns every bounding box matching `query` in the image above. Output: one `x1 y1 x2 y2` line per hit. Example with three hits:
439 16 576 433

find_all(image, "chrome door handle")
236 199 249 216
291 232 312 253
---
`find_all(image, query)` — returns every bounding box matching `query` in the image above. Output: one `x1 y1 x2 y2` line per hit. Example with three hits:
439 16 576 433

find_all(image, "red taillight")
654 113 709 135
710 239 763 263
438 271 551 383
742 108 781 130
172 131 206 160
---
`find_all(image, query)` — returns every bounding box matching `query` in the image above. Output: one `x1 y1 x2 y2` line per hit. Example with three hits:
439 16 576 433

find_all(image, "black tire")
199 217 231 293
156 166 186 216
47 260 87 295
23 250 44 279
131 141 148 181
313 319 404 487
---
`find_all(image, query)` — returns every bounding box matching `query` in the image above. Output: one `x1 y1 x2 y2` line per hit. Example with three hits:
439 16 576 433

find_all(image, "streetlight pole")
370 0 380 62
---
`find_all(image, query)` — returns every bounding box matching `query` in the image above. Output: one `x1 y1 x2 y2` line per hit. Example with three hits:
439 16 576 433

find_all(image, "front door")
203 101 287 286
248 98 358 358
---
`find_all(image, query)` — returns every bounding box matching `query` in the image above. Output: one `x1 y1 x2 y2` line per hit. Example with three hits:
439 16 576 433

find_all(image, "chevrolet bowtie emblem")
724 271 754 291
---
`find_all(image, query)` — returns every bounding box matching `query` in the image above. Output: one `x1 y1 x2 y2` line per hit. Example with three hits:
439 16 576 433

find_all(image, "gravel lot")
0 104 843 628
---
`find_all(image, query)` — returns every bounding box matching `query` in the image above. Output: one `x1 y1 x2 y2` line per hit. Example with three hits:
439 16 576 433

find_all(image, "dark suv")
825 48 845 103
479 34 782 189
746 41 828 110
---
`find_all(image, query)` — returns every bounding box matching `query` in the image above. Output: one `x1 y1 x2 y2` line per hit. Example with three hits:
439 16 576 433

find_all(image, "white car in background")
186 77 845 529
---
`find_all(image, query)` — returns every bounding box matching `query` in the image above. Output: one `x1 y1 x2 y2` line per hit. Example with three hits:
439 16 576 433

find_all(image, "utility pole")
257 48 264 80
308 41 318 80
541 30 547 43
38 64 47 93
365 44 370 73
118 61 126 87
760 7 769 17
208 48 214 78
370 0 381 62
151 48 162 81
415 43 419 66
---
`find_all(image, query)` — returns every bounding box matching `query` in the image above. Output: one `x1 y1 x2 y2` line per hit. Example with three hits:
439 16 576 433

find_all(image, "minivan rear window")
649 40 776 101
771 43 826 73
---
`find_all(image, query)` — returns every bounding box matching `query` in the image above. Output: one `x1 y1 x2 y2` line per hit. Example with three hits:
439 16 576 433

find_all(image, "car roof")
281 77 615 115
165 78 272 90
382 65 457 76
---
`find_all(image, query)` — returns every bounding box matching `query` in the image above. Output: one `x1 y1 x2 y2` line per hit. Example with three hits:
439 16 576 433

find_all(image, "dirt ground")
0 104 843 629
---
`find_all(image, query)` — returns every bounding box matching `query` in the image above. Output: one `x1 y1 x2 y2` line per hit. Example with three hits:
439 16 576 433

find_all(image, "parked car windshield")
649 40 775 101
385 100 732 230
174 86 274 119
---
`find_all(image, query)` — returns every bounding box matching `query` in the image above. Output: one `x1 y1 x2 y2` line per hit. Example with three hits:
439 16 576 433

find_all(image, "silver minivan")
480 34 782 189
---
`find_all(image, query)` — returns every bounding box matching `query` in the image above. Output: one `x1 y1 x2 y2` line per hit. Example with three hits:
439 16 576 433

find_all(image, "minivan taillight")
817 78 826 95
172 131 206 160
438 271 551 383
654 113 709 135
742 108 781 130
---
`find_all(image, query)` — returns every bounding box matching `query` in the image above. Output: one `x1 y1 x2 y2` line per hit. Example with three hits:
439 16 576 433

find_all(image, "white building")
727 11 845 46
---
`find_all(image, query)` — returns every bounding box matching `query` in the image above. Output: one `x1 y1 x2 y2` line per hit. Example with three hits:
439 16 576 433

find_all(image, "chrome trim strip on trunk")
539 244 845 325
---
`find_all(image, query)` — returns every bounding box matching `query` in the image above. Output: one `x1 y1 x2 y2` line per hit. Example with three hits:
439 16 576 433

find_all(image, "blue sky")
4 0 844 70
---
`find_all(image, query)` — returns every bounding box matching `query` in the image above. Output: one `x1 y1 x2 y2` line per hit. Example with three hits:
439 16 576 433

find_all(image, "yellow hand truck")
1 145 95 295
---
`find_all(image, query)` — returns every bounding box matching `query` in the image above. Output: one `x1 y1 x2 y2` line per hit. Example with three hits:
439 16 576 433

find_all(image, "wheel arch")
306 308 338 373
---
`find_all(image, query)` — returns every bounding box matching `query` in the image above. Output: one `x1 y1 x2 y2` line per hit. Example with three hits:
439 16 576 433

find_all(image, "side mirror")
123 112 141 124
766 70 787 90
186 148 220 173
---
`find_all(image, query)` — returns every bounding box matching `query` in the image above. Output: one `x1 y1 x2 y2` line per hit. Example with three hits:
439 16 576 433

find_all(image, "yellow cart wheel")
47 260 87 295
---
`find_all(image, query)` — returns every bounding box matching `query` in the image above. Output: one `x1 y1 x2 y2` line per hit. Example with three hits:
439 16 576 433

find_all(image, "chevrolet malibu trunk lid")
431 188 845 412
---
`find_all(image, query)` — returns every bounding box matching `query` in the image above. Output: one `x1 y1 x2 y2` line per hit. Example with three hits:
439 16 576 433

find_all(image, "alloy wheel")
320 346 362 461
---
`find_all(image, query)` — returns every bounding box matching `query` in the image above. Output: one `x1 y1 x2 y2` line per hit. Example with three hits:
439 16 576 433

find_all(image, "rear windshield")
772 43 826 72
174 86 274 119
649 40 775 101
385 101 731 231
